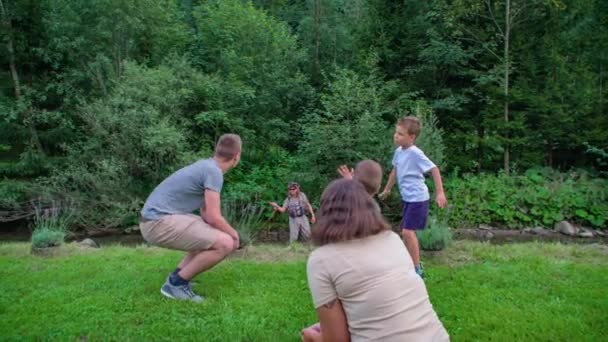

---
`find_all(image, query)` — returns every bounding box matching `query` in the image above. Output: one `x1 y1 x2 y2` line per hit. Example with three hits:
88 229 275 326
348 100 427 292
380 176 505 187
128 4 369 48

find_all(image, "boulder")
554 221 577 236
479 230 494 240
78 238 99 248
578 229 594 238
531 227 550 236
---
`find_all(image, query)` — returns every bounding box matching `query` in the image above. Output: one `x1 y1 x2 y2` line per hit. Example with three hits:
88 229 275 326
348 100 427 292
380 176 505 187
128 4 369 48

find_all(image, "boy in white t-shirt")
379 116 447 278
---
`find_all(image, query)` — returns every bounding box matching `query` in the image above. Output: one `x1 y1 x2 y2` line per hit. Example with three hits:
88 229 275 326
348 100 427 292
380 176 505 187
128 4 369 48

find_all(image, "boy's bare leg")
178 233 235 280
401 229 420 266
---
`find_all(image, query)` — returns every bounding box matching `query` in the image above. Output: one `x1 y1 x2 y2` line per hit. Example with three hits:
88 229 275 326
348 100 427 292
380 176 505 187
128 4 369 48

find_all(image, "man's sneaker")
160 278 204 302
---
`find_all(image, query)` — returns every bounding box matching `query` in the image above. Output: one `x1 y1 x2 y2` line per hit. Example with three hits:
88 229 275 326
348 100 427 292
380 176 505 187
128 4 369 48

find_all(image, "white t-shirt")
307 231 449 342
392 145 436 202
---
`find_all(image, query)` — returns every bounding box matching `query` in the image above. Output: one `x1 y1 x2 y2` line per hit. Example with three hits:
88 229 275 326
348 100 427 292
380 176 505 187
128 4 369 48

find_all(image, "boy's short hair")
354 160 382 195
398 116 422 137
312 179 389 246
214 134 242 161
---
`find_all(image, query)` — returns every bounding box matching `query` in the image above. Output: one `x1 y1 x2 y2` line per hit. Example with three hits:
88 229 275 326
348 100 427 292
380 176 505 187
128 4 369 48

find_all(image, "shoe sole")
160 287 178 300
161 287 204 302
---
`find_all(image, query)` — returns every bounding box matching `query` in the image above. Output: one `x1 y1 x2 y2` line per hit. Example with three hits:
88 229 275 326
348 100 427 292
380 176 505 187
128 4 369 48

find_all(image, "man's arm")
379 168 396 200
316 299 349 342
201 190 239 247
305 200 316 224
430 167 447 208
269 201 287 213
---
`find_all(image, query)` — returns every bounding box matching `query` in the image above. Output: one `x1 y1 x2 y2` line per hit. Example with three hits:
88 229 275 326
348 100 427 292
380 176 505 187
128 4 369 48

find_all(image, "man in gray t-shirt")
139 134 242 302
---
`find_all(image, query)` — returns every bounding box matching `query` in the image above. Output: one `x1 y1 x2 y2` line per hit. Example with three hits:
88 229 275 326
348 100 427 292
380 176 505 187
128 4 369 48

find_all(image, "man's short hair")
214 134 242 161
354 160 383 195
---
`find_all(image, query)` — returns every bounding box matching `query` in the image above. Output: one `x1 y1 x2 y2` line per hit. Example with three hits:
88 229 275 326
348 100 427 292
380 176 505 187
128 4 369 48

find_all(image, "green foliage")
30 200 70 248
222 201 266 247
225 146 298 204
298 66 394 193
1 0 607 232
0 179 29 209
584 143 608 175
417 215 452 251
297 0 375 83
191 0 313 147
442 168 608 229
30 228 65 248
46 61 199 228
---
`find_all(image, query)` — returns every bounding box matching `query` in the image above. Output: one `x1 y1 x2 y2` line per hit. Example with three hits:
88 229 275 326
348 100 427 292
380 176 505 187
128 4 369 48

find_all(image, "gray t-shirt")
141 158 223 220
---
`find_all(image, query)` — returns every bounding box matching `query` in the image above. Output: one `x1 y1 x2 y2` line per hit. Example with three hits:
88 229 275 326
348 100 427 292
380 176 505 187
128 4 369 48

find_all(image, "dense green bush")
0 179 30 210
417 215 452 251
440 168 608 229
31 228 65 249
379 168 607 230
30 202 70 248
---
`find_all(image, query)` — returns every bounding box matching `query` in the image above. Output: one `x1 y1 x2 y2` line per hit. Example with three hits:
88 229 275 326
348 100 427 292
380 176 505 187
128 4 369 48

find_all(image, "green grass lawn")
1 241 607 341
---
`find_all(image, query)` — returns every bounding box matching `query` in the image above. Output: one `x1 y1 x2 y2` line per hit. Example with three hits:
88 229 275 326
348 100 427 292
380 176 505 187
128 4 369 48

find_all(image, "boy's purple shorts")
400 200 430 230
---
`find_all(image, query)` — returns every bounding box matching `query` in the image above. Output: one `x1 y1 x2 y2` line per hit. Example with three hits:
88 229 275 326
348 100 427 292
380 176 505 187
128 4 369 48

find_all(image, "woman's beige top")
307 230 449 342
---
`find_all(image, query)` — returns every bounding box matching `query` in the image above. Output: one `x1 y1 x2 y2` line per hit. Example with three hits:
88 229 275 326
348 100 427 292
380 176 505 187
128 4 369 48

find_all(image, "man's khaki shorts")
139 214 220 251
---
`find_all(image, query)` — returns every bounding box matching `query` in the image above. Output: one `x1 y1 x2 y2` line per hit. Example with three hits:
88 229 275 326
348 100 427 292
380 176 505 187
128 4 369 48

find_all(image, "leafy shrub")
45 61 200 229
31 228 65 249
440 168 608 229
0 179 29 210
417 216 452 251
298 67 394 194
30 200 72 249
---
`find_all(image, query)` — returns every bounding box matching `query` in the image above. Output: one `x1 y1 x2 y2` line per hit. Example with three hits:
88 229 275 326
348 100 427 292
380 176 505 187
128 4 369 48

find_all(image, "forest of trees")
1 0 606 230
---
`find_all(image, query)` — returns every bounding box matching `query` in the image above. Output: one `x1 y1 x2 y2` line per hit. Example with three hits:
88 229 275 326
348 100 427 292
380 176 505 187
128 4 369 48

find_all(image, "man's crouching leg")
161 232 235 302
179 232 235 280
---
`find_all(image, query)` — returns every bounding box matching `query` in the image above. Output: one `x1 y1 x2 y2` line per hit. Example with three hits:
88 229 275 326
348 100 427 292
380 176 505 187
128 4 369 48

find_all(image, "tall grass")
222 201 266 247
30 200 73 248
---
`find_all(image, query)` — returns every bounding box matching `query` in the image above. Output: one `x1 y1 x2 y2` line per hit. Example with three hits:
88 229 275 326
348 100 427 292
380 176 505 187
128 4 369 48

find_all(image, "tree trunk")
477 124 485 172
0 0 44 154
1 0 21 100
313 0 321 84
503 0 511 175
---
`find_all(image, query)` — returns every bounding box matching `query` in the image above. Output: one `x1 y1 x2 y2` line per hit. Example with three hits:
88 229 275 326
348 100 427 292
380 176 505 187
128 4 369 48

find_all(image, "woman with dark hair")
302 179 449 342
